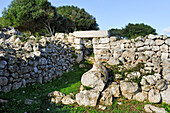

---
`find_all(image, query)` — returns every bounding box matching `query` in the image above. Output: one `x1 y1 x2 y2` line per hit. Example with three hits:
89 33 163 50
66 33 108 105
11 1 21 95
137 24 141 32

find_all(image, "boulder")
0 60 7 69
0 77 8 86
81 62 108 91
48 91 66 104
133 92 147 102
144 104 167 113
155 79 167 91
100 91 113 105
160 85 170 104
120 81 139 99
61 95 75 105
148 89 161 103
104 82 120 97
76 89 100 107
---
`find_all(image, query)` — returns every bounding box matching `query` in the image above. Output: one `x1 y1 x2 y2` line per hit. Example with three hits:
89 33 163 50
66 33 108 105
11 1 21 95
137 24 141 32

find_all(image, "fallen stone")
61 95 75 105
76 89 100 107
81 62 108 91
100 91 113 106
148 89 161 103
104 82 120 97
98 105 106 110
144 104 167 113
160 85 170 104
0 77 8 86
133 92 147 102
120 81 139 99
0 60 7 69
155 79 167 91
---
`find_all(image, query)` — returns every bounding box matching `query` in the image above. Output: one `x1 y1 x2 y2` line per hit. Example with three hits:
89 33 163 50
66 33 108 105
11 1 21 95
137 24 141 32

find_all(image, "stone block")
155 39 164 45
73 30 109 38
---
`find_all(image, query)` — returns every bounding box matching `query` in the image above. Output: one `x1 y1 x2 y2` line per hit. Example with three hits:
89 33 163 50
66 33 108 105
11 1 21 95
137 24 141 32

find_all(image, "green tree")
2 0 71 35
109 23 157 39
122 23 157 39
57 6 99 31
109 28 122 39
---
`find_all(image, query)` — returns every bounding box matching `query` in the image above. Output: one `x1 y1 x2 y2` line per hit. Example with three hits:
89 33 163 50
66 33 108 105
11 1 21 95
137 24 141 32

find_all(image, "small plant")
83 85 92 90
91 53 95 57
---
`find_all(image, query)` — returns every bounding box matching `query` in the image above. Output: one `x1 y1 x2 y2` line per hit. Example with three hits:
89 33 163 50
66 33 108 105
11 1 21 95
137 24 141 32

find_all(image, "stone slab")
73 30 109 38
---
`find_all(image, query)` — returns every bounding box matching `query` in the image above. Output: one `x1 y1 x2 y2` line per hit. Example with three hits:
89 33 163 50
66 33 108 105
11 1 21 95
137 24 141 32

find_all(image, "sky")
0 0 170 36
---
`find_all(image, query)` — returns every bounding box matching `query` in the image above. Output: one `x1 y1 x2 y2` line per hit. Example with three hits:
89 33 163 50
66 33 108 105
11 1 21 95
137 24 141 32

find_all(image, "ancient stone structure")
0 28 76 93
1 27 170 112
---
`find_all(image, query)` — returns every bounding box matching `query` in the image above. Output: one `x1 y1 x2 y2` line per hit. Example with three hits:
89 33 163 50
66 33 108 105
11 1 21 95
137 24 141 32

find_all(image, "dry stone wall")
0 28 76 93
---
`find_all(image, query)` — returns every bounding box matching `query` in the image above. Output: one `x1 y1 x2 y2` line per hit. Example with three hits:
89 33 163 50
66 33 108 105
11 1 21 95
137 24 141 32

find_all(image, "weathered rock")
120 81 139 99
104 82 120 97
155 79 167 91
12 82 22 90
148 34 156 40
144 104 167 113
0 77 8 86
135 41 144 47
2 84 12 92
98 105 106 110
100 91 113 105
165 38 170 46
51 97 63 104
163 73 170 82
48 91 65 97
73 30 109 38
155 39 164 46
133 92 147 102
81 62 108 91
160 85 170 104
145 39 155 46
76 89 100 107
61 95 75 105
0 60 7 69
148 89 161 103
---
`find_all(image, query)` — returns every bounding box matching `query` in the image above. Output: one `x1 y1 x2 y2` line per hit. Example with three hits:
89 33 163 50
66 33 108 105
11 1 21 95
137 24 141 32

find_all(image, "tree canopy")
2 0 72 35
109 23 157 39
56 6 99 31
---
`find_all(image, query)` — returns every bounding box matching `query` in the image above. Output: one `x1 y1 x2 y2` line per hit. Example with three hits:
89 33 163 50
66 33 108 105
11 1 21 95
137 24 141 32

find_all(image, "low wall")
0 33 76 92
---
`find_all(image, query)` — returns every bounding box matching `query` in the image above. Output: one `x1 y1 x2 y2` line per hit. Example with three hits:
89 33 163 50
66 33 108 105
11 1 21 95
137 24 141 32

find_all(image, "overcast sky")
0 0 170 36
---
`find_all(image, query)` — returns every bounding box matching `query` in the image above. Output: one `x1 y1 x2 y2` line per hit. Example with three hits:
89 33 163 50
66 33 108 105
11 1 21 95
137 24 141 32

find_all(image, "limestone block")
81 63 108 91
148 34 157 40
161 53 169 60
12 82 22 90
144 104 167 113
155 39 164 46
165 38 170 46
2 84 12 92
100 91 113 105
0 60 7 69
148 89 161 103
145 39 155 46
76 89 100 107
133 92 147 102
0 77 8 86
74 38 83 44
160 44 168 52
161 85 170 104
152 46 159 51
61 95 75 105
73 30 109 38
99 37 110 43
120 81 139 99
155 79 167 91
135 41 144 47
